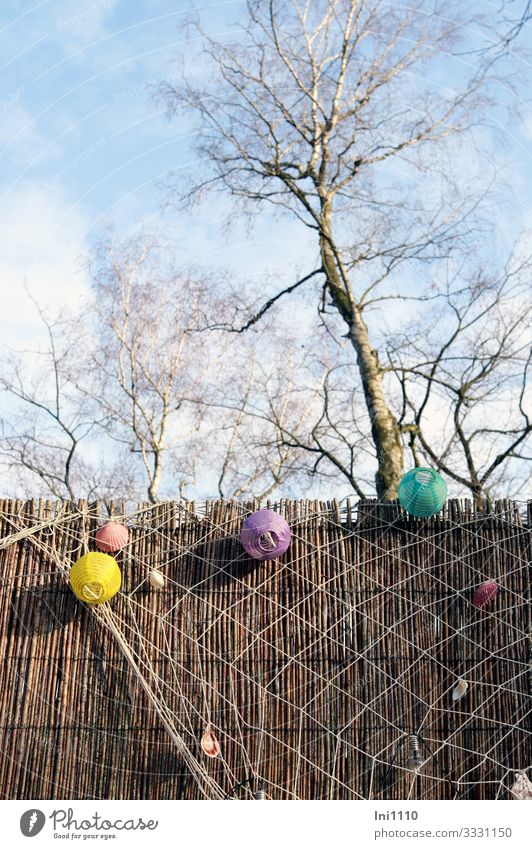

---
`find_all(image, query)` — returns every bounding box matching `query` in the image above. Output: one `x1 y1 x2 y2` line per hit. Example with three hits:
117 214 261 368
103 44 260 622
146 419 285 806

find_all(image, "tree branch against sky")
159 0 531 499
386 250 532 502
85 236 236 503
0 296 134 501
0 1 530 504
0 239 312 504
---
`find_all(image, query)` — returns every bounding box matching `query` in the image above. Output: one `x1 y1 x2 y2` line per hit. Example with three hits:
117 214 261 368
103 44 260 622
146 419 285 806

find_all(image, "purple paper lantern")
240 509 291 560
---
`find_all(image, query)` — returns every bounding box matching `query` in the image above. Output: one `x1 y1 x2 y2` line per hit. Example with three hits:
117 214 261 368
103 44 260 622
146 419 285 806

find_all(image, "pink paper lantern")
240 509 291 560
95 522 129 554
472 580 499 609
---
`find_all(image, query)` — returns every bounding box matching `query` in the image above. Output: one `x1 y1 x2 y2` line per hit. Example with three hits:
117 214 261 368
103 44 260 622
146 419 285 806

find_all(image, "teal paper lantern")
397 467 447 517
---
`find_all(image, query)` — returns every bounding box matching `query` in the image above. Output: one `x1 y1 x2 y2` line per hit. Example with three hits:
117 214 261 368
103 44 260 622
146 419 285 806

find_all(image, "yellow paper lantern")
69 551 121 604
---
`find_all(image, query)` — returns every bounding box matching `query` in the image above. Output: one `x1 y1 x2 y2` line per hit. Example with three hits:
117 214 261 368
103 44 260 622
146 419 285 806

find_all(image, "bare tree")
211 341 375 498
388 252 532 503
0 248 312 504
84 237 223 502
209 340 340 498
0 298 131 501
160 0 523 497
214 247 531 501
161 0 512 496
85 236 302 502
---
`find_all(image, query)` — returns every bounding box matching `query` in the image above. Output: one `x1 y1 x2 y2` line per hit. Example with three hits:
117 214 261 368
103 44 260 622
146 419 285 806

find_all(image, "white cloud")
53 0 118 44
0 180 90 347
0 103 58 171
520 112 532 141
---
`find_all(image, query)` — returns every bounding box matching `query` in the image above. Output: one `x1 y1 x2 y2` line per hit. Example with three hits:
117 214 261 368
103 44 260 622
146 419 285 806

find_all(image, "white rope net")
0 498 530 800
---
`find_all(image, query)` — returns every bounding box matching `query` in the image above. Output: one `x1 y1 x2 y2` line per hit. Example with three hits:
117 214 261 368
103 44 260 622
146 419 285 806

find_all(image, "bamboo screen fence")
0 498 530 800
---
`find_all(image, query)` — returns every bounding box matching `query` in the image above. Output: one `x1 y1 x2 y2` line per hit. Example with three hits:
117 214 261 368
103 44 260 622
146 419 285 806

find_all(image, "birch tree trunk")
320 211 404 497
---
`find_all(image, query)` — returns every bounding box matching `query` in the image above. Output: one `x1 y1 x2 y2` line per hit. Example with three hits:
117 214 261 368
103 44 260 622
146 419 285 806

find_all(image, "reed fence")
0 498 530 800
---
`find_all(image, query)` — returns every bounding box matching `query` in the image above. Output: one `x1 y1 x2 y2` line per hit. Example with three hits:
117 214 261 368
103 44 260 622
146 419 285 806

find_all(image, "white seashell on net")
510 772 532 799
452 678 468 701
149 570 165 589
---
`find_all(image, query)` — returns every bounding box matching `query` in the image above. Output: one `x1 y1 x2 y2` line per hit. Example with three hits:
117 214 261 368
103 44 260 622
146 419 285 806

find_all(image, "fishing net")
0 498 530 800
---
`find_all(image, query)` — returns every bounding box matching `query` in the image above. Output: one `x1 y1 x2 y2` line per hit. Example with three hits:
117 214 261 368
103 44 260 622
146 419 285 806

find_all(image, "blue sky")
0 0 531 346
0 0 530 501
0 1 314 345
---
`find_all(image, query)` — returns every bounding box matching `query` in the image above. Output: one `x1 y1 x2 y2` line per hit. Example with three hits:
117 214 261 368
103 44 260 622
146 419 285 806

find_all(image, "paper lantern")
240 509 291 560
397 467 447 517
69 551 121 604
473 580 498 609
149 570 165 589
95 522 129 553
452 678 468 701
200 725 220 758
